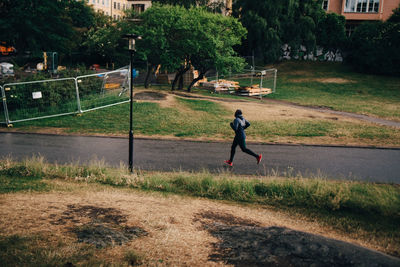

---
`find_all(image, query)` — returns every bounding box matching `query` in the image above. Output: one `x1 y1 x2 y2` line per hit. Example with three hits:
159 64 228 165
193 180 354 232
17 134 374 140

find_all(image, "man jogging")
225 109 262 166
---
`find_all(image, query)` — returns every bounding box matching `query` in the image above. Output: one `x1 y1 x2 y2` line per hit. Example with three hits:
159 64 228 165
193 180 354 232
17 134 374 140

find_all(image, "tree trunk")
187 71 206 92
171 65 190 91
144 64 154 89
178 74 184 90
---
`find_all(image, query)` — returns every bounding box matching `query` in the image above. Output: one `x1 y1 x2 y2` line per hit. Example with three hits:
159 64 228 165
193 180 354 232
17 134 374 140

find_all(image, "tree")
135 5 189 88
387 5 400 24
152 0 217 10
316 12 347 60
186 8 246 91
347 14 400 76
0 0 90 55
64 0 96 29
82 12 135 66
233 0 325 63
135 5 246 91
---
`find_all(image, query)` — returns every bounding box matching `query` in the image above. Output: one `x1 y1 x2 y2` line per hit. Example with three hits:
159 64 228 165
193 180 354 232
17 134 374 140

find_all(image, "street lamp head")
124 34 142 51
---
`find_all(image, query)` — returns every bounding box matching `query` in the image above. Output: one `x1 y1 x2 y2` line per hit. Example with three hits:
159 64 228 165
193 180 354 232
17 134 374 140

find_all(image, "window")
118 3 120 10
345 0 379 13
114 2 116 9
133 4 145 13
345 24 356 37
322 0 329 11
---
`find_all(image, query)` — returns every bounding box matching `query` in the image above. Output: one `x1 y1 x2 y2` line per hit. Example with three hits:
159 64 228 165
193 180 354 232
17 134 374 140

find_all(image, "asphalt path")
1 132 399 183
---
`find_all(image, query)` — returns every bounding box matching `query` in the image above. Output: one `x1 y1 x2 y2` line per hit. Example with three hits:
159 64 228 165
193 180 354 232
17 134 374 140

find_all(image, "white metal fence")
0 67 129 126
202 68 277 98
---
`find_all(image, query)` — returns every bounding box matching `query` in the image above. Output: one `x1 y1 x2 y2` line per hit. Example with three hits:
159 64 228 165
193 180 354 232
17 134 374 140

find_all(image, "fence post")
74 78 82 114
273 69 277 93
0 85 11 126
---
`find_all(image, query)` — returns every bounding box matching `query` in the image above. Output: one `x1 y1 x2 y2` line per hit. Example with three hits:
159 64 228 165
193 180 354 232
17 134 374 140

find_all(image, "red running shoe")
224 160 233 166
257 154 262 164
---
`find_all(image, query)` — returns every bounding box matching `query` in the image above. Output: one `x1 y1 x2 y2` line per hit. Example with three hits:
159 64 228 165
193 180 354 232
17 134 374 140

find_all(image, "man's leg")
238 138 258 158
229 137 239 162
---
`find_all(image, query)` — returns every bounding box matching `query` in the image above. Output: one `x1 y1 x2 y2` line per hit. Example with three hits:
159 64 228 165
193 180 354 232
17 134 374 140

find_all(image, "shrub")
347 7 400 76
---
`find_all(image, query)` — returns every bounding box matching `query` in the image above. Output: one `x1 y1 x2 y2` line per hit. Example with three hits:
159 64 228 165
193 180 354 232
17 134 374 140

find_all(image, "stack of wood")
104 83 121 89
199 79 239 92
235 84 272 96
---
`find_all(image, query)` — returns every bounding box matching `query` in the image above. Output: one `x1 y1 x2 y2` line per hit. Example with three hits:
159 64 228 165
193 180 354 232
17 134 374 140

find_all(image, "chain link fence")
0 67 129 125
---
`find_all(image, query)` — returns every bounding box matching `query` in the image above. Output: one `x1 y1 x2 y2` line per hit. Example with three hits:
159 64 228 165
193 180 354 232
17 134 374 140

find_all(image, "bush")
347 7 400 76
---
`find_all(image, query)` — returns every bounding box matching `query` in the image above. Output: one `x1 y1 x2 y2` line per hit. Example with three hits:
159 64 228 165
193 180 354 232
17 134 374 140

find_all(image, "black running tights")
229 135 258 162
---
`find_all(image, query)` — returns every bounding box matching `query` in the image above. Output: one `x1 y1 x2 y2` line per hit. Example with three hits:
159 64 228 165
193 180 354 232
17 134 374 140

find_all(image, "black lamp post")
124 34 141 172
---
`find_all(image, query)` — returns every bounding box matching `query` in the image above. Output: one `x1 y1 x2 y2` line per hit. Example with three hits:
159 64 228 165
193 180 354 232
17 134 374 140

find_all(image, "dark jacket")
230 115 250 138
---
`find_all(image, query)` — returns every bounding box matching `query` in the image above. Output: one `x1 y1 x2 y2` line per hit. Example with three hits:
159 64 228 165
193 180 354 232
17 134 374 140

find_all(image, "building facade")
87 0 152 20
322 0 400 35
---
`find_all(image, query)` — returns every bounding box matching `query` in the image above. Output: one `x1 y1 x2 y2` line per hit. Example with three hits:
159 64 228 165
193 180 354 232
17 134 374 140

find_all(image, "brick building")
86 0 152 20
322 0 400 35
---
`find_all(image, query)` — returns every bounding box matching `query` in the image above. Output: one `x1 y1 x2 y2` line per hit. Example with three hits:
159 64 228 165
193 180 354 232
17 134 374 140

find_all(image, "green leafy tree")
152 0 213 9
0 0 89 54
186 8 246 91
82 10 134 66
233 0 324 63
316 12 347 59
348 15 400 76
387 5 400 23
136 5 246 91
64 0 96 28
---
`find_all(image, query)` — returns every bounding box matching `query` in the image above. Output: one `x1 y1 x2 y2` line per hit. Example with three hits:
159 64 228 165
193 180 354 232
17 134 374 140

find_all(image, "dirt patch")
49 204 147 248
73 223 147 248
134 91 167 100
50 204 128 225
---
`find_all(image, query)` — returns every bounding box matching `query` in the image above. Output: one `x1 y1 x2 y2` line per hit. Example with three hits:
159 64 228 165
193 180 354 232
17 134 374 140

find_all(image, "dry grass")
0 180 397 266
218 99 357 123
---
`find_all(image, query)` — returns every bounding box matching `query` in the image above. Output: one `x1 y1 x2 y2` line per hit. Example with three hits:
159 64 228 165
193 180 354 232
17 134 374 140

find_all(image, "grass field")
0 156 399 266
266 62 400 121
2 61 399 147
10 92 400 147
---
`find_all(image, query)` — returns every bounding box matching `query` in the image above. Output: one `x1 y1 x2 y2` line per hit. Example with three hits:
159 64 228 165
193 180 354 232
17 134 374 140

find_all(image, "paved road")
1 132 399 183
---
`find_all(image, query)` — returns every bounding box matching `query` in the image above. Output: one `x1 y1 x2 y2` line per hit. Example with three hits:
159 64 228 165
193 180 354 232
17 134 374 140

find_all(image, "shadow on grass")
194 210 400 266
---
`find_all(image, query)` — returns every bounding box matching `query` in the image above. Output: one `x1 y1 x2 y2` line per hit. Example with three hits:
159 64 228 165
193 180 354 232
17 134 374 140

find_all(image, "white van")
0 62 14 78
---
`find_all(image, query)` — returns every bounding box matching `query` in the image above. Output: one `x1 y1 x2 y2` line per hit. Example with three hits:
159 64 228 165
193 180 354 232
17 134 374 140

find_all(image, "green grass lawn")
3 61 400 146
266 61 400 121
13 97 400 146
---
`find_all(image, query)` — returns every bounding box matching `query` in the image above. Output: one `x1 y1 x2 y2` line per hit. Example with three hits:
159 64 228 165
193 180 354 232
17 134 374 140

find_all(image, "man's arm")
244 120 250 129
230 119 238 131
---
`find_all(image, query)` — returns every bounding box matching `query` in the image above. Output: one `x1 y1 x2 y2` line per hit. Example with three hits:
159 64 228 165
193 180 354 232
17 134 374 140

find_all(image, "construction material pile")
199 79 239 93
235 84 272 96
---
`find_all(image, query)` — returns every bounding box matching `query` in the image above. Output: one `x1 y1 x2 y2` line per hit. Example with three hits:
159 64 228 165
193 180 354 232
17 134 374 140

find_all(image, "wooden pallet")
235 84 272 96
200 79 239 92
104 83 121 89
